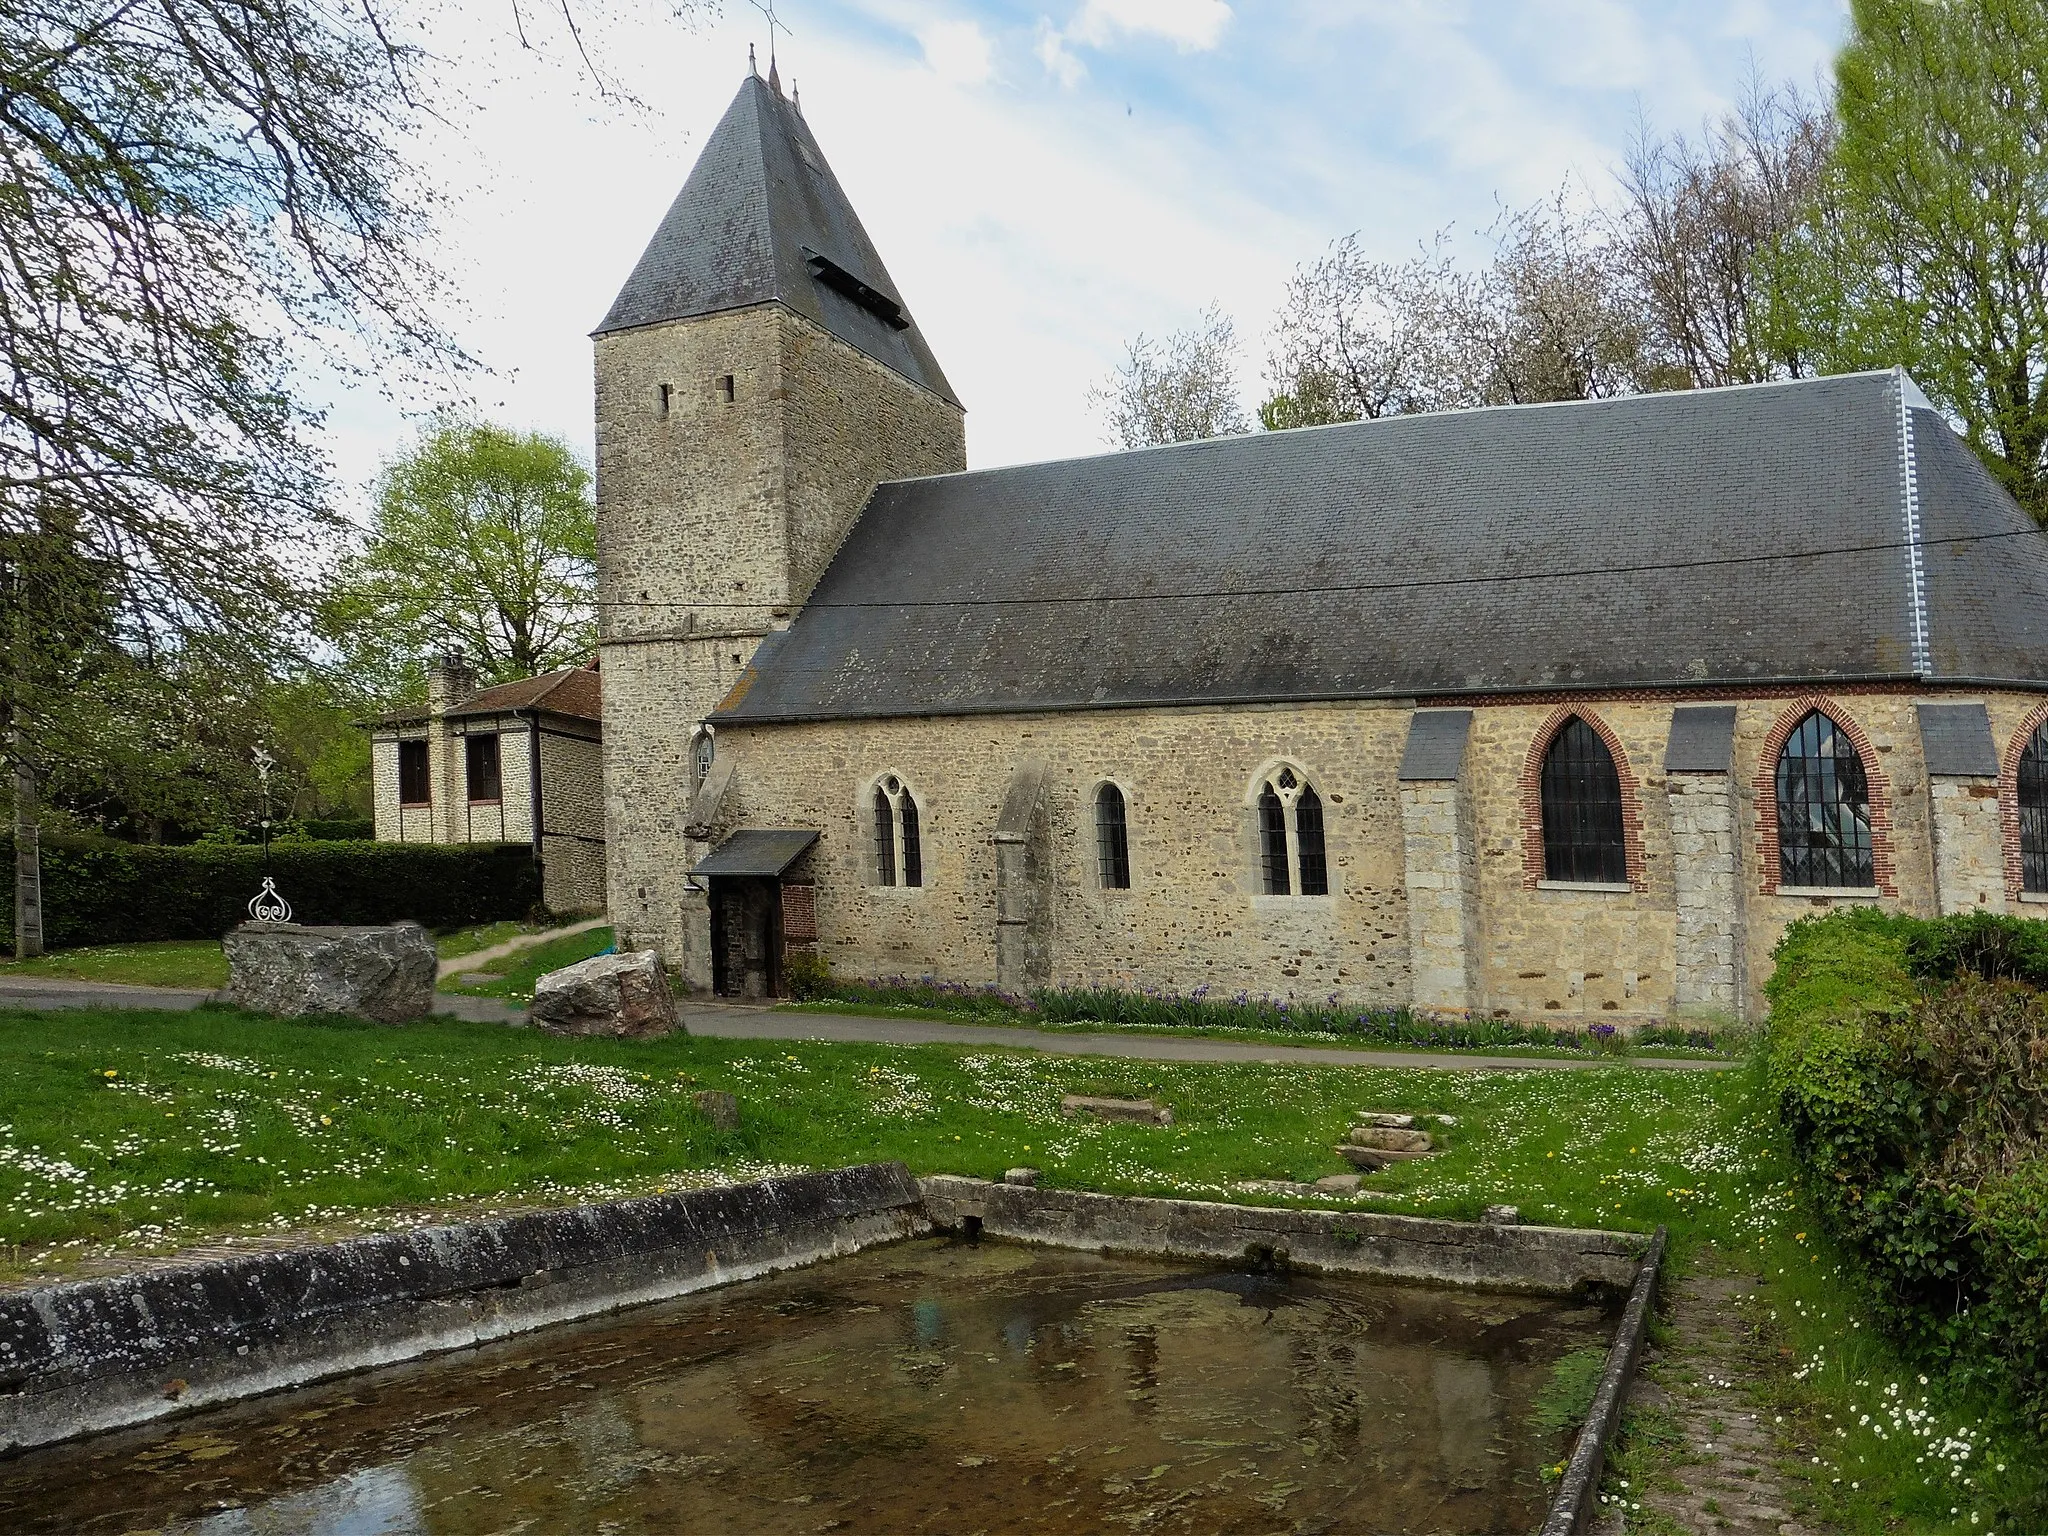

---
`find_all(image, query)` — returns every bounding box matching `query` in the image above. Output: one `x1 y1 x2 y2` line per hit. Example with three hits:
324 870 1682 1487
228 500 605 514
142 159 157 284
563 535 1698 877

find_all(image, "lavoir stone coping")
919 1175 1646 1297
0 1164 926 1454
0 1165 1656 1470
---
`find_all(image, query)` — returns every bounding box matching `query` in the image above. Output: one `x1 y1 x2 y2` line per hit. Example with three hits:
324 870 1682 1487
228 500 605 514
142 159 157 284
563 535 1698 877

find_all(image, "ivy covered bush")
1767 907 2048 1427
0 834 543 949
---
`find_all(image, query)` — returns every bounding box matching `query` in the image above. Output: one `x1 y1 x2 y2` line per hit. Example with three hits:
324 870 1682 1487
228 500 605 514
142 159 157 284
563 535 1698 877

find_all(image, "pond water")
1 1238 1611 1535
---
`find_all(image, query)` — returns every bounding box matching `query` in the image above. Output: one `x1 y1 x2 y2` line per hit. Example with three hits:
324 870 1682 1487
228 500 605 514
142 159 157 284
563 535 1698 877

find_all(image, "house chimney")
425 647 475 716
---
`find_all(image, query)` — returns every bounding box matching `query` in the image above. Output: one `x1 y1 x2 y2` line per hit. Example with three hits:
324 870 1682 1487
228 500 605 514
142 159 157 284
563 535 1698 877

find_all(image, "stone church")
593 68 2048 1022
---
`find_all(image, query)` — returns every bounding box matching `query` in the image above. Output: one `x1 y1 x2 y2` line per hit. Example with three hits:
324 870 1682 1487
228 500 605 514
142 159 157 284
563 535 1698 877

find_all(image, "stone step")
1059 1094 1174 1126
1334 1143 1435 1170
1346 1125 1434 1152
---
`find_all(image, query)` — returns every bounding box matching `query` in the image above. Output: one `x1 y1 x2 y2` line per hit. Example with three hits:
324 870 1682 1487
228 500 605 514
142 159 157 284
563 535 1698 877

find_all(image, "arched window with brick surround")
1775 710 1875 889
1539 717 1627 884
871 775 924 888
1252 765 1329 896
2018 722 2048 894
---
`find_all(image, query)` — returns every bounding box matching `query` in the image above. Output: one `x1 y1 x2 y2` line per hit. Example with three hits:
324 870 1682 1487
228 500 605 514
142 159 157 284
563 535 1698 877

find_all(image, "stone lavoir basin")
1 1237 1611 1534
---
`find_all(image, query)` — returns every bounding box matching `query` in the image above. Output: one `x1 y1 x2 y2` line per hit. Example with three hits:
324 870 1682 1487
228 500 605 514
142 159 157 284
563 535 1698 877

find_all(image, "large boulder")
222 922 437 1023
530 949 680 1039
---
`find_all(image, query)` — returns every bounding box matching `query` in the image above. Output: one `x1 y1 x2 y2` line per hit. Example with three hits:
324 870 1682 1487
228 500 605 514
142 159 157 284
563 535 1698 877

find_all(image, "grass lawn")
0 1001 2033 1533
0 941 229 991
0 922 574 996
437 924 615 999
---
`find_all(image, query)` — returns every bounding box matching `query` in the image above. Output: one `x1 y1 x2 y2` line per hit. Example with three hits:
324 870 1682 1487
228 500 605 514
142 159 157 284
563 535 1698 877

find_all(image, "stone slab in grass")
221 922 436 1023
1346 1125 1434 1153
531 950 680 1039
1059 1094 1173 1126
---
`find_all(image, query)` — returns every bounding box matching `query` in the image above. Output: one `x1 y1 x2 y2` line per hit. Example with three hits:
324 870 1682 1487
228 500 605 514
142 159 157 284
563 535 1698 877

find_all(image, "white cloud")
917 19 993 85
1068 0 1233 53
1035 17 1087 87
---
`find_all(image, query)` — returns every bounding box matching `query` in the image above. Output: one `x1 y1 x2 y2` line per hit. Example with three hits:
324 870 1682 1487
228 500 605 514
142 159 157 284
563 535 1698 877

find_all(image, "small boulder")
1355 1112 1417 1129
1314 1174 1365 1194
222 922 437 1023
692 1090 740 1130
1059 1094 1173 1126
1002 1167 1041 1187
530 950 680 1039
1483 1204 1522 1226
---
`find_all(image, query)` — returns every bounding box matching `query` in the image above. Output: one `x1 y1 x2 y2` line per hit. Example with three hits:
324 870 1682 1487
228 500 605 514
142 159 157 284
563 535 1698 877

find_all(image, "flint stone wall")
221 922 437 1022
919 1176 1644 1296
0 1164 926 1453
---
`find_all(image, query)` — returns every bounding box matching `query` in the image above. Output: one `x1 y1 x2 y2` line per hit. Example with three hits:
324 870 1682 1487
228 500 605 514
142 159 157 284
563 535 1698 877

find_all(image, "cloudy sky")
325 0 1850 504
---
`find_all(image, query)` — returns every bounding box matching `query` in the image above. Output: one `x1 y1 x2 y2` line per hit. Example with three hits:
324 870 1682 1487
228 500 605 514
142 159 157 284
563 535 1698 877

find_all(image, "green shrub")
782 949 834 1002
1765 907 2048 1427
0 834 543 949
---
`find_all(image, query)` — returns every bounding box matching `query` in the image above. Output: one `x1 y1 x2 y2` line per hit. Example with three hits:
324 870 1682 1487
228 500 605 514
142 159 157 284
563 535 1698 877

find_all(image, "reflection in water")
0 1238 1609 1535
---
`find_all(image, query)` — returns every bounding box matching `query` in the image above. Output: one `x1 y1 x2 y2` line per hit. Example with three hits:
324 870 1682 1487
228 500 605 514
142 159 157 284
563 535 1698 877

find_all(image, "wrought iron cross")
247 746 292 923
748 0 793 67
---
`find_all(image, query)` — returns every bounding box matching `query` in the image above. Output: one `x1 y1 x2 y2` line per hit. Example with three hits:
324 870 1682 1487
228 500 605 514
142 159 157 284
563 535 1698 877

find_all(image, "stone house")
367 652 606 913
594 68 2048 1019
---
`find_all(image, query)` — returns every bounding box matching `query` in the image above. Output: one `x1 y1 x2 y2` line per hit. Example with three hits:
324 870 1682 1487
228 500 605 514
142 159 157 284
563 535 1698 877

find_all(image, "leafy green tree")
327 421 598 694
1772 0 2048 521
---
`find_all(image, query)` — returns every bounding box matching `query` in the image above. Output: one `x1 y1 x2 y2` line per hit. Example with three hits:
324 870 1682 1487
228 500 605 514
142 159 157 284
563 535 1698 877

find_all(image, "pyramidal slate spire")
595 74 957 405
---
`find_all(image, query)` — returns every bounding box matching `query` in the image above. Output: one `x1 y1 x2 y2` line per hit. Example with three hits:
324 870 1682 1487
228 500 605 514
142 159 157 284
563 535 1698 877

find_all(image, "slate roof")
594 74 957 407
715 371 2048 725
693 828 821 878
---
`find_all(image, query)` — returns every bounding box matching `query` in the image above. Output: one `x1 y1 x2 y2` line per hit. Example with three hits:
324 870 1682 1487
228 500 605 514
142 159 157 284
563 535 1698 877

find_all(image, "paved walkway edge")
1542 1224 1670 1536
682 1004 1739 1073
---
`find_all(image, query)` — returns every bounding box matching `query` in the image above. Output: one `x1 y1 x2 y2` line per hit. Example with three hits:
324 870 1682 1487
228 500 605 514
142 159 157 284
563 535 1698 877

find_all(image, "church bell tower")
591 66 965 963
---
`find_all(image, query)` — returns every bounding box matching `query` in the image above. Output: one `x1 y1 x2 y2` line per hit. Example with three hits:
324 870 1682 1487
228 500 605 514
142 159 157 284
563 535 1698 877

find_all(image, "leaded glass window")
1540 717 1627 884
1775 711 1875 888
1096 784 1131 890
2020 726 2048 894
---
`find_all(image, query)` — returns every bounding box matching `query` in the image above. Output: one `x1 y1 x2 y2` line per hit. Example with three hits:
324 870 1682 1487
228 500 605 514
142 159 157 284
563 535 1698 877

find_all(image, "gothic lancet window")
2018 724 2048 894
1295 785 1329 896
1259 783 1290 894
900 793 923 888
1096 783 1131 890
1255 765 1330 897
1539 717 1627 884
872 776 924 888
873 787 896 887
1775 710 1875 888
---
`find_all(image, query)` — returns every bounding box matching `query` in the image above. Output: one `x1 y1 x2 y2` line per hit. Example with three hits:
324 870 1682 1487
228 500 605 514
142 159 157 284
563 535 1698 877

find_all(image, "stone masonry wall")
539 725 606 912
714 702 1418 1005
594 302 965 957
696 689 2048 1020
1669 775 1742 1016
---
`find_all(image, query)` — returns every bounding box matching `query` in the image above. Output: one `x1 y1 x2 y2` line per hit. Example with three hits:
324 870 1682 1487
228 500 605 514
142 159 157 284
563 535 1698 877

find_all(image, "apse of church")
594 68 2048 1023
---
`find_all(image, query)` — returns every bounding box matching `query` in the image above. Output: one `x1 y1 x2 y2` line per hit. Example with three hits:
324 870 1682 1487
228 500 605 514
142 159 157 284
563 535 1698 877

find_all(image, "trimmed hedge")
1767 907 2048 1427
0 835 543 949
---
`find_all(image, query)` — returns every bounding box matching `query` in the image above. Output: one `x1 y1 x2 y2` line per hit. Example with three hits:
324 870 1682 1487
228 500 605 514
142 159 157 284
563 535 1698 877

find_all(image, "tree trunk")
12 745 41 960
